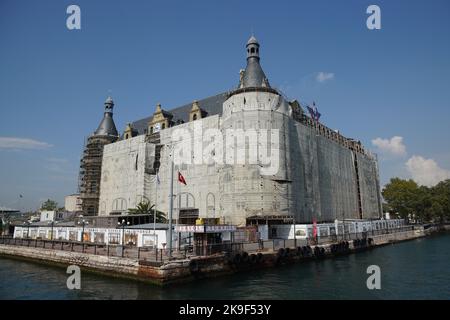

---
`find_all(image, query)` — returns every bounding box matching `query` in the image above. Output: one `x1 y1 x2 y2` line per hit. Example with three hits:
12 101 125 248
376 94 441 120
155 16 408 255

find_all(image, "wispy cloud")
372 136 407 157
44 157 73 174
0 137 53 150
316 72 335 83
406 155 450 187
46 157 69 164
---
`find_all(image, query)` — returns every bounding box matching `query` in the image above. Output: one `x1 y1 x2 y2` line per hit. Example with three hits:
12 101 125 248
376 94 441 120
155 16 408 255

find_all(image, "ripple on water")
1 233 449 300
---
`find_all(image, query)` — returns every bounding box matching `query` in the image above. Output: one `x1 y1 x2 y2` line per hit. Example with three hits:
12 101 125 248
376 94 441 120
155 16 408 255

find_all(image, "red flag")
178 171 187 185
312 218 317 238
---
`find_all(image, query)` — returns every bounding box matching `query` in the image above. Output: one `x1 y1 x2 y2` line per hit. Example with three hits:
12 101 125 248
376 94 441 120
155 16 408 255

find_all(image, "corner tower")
79 97 119 215
220 36 293 226
240 35 270 88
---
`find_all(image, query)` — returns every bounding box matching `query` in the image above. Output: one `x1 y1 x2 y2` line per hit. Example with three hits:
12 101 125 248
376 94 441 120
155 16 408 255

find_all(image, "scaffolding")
79 134 117 215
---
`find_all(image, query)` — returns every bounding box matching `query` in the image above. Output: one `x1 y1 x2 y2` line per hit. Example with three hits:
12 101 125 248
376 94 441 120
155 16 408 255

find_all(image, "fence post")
94 245 97 255
138 247 140 260
107 245 109 257
61 241 63 250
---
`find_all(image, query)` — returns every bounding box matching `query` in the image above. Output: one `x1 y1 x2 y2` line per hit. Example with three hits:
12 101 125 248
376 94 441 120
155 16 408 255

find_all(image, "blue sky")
1 0 449 211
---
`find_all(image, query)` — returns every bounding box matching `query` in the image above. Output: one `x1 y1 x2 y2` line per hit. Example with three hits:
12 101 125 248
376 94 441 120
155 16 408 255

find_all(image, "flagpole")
176 169 180 251
167 148 174 258
153 169 158 241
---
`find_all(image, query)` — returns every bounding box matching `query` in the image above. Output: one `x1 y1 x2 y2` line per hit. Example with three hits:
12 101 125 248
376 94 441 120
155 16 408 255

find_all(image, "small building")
13 222 169 249
40 210 56 222
64 194 82 212
176 219 237 256
270 218 405 240
0 207 20 215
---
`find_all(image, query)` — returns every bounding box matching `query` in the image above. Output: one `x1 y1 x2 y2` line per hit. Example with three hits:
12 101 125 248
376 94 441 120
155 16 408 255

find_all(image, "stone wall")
99 135 155 215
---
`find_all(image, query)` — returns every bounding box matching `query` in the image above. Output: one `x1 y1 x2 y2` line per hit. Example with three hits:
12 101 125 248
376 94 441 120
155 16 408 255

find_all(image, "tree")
429 180 450 223
40 199 58 211
382 178 450 224
382 178 421 222
128 201 167 223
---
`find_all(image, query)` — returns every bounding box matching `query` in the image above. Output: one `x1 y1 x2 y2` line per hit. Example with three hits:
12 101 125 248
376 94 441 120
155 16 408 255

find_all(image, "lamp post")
77 216 88 243
23 221 31 239
118 219 130 246
118 219 130 257
48 220 58 240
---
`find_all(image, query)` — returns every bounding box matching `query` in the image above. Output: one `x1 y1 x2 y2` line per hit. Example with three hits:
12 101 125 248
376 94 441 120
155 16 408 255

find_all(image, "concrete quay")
0 228 431 286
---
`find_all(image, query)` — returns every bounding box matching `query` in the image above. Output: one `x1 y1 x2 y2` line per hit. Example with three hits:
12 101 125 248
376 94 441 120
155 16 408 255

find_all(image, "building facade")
64 194 82 212
93 36 382 226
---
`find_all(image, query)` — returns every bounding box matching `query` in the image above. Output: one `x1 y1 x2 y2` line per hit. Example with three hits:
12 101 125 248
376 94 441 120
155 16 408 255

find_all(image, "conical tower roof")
94 96 119 137
241 35 270 88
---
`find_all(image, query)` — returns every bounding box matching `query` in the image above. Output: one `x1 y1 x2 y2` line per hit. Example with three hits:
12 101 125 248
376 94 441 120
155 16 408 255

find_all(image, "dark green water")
1 233 449 299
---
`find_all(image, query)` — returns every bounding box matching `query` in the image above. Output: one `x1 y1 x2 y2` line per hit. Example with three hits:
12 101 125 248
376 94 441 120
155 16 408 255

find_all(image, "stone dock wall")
0 228 430 286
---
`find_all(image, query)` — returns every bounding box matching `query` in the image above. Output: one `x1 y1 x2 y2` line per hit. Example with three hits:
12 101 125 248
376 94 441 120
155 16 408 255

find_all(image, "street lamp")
48 220 58 240
22 221 31 239
77 216 89 243
118 219 130 246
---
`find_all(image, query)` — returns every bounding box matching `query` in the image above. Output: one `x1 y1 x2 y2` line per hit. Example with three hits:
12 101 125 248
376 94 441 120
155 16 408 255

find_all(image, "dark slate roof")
242 57 270 88
94 97 119 137
95 113 119 137
131 92 229 135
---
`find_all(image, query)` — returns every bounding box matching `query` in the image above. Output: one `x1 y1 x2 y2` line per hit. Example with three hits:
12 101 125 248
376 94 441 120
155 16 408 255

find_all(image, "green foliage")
382 178 450 223
128 201 167 223
40 199 58 211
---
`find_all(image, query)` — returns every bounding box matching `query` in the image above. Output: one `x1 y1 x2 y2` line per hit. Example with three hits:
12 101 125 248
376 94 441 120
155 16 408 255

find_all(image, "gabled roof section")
131 92 228 135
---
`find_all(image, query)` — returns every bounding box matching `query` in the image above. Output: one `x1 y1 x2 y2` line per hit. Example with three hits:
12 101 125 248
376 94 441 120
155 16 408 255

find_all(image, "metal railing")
1 225 415 260
186 225 416 256
0 237 176 262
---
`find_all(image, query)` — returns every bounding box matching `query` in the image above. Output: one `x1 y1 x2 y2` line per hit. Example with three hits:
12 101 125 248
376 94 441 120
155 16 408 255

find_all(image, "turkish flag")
178 171 187 185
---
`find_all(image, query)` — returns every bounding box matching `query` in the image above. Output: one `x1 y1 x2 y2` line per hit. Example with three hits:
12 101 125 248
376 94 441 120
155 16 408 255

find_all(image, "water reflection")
0 233 448 300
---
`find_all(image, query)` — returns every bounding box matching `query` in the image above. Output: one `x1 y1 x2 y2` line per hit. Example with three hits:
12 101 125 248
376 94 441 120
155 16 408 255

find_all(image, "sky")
1 0 449 211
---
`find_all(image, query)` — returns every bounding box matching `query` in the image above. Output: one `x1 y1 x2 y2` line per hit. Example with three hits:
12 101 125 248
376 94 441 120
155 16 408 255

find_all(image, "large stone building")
88 36 382 226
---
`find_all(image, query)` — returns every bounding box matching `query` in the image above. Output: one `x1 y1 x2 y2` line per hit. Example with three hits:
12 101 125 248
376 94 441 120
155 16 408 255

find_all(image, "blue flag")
307 102 321 122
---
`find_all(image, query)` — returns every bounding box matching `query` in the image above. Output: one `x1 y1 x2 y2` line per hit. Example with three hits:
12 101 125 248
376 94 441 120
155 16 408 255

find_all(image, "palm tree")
128 201 167 223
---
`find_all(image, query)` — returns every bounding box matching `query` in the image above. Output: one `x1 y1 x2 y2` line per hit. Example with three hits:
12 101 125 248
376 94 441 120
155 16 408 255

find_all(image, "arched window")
193 114 197 121
150 127 153 134
250 47 255 54
178 192 195 209
112 198 127 212
125 134 129 139
162 123 166 129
